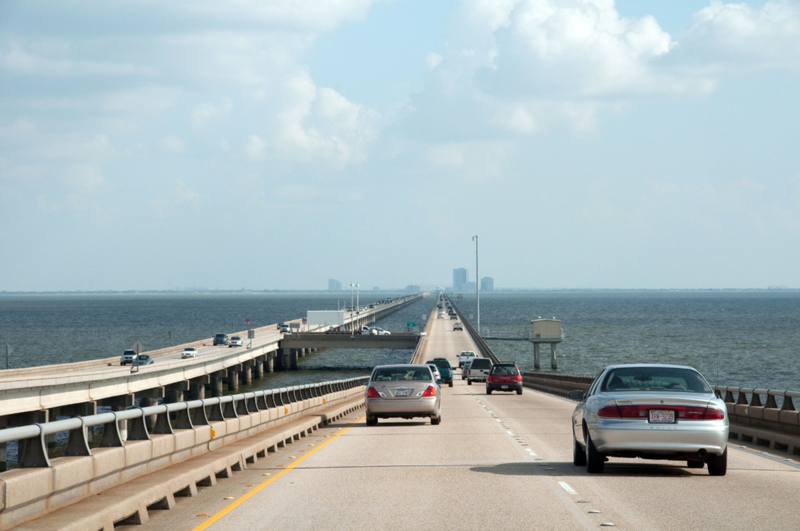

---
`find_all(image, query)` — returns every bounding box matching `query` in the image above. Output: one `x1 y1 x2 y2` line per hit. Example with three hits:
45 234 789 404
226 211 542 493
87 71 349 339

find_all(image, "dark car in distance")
486 363 523 395
430 358 454 387
213 333 230 346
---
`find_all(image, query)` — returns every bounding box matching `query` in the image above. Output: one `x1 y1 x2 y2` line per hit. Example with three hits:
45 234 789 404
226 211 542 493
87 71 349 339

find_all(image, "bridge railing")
0 377 368 469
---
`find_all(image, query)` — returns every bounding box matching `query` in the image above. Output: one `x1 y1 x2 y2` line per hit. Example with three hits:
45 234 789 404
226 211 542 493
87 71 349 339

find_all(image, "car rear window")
372 368 433 381
491 364 518 375
601 367 712 393
433 360 450 369
470 359 492 369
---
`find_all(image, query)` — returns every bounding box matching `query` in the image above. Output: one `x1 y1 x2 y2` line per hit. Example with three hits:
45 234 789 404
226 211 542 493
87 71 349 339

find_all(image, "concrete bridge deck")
0 295 425 424
95 304 800 530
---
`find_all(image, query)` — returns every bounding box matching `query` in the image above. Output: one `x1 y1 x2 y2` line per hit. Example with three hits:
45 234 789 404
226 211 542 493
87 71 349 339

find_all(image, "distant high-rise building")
405 284 421 294
481 277 494 292
328 279 342 291
453 268 468 291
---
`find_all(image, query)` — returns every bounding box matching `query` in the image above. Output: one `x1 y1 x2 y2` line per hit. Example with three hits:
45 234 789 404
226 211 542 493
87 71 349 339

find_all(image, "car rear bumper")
366 397 439 418
588 419 729 456
487 383 522 392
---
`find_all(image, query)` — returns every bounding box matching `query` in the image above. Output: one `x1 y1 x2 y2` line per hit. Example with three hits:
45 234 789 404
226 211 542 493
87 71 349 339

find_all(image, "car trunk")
372 381 434 400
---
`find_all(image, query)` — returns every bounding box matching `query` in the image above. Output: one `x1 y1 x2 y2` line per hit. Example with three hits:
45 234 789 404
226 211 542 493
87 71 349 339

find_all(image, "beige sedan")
365 364 442 426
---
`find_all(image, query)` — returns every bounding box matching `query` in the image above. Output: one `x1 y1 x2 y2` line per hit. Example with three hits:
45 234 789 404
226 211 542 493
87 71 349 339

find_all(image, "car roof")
603 363 696 371
373 364 430 369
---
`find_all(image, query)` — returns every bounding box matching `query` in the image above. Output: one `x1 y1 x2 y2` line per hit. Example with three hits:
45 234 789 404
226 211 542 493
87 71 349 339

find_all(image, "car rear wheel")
707 448 727 476
431 416 441 425
448 381 453 387
573 436 587 466
516 388 523 395
366 416 377 426
585 432 605 473
486 388 492 395
687 460 704 469
467 379 472 385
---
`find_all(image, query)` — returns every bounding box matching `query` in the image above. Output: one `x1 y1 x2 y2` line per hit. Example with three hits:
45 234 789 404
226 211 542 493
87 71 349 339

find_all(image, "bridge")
1 294 800 530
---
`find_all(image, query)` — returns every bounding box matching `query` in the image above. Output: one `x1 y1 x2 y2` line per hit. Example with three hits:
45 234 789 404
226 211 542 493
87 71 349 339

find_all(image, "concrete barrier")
0 378 366 530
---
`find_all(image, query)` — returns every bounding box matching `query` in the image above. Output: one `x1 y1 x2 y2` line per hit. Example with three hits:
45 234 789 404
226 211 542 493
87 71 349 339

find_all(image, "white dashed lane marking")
558 482 578 495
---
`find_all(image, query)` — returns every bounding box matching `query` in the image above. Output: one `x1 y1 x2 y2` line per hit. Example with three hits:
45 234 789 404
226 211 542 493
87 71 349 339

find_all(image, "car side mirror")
567 389 584 401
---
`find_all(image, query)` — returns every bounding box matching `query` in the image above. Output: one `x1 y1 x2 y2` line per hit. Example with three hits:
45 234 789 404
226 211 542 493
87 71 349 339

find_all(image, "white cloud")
425 52 443 70
191 97 232 129
245 135 268 160
679 1 800 72
158 135 186 154
0 44 150 77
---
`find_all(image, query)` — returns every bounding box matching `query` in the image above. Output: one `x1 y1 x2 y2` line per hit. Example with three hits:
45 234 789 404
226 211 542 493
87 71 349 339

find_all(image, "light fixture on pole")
472 235 480 335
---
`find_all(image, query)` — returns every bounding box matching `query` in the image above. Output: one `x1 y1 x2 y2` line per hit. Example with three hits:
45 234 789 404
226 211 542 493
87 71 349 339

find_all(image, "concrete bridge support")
101 395 133 442
210 371 227 397
255 356 265 379
533 343 540 370
551 343 558 370
165 382 189 404
242 361 253 385
266 354 274 373
227 365 241 392
289 349 298 370
137 388 163 431
188 376 209 400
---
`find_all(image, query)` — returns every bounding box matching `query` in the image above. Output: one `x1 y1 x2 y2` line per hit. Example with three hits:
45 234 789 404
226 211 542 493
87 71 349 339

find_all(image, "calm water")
2 292 799 391
453 291 800 390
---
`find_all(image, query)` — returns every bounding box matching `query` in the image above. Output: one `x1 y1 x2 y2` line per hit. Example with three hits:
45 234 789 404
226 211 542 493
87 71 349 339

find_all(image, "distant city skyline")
2 1 798 291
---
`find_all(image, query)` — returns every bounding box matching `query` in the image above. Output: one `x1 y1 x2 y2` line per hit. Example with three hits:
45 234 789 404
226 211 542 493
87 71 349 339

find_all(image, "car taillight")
598 406 621 418
421 386 436 397
487 376 493 382
517 374 522 382
366 387 381 398
703 407 725 420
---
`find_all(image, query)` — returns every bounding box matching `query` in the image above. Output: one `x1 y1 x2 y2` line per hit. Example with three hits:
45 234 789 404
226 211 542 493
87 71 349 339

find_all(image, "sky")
1 0 799 291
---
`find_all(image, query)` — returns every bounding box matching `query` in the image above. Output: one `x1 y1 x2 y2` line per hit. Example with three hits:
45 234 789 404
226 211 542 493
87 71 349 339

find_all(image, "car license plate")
501 385 508 389
395 390 409 397
649 410 675 423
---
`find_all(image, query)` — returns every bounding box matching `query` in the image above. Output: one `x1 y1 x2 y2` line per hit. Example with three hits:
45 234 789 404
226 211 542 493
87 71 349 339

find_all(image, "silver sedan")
569 364 729 475
365 364 441 426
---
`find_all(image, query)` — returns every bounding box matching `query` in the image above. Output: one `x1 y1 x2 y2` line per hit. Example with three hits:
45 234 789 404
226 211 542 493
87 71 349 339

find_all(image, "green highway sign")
407 321 416 327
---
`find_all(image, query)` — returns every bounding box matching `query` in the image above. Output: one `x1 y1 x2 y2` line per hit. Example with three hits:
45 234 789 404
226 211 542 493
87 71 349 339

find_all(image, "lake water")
1 291 799 391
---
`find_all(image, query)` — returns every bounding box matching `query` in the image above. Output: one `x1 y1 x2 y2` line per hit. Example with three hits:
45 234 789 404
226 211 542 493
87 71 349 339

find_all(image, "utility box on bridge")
531 319 563 341
530 318 564 371
307 310 345 327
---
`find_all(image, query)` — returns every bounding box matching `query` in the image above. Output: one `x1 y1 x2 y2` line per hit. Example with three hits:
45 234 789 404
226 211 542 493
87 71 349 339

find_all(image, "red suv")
486 363 523 395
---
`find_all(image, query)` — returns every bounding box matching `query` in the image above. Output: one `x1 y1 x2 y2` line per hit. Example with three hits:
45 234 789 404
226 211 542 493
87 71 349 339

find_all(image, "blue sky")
1 0 799 291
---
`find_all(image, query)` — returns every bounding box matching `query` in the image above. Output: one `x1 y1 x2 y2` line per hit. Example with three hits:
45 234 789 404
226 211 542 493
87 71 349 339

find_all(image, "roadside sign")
407 321 416 327
245 318 250 323
302 318 307 323
132 342 144 355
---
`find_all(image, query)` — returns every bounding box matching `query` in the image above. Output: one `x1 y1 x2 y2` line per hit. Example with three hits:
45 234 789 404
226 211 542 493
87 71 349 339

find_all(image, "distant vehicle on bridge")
453 322 463 331
569 363 729 476
180 347 197 359
278 323 290 333
213 333 230 346
135 354 154 365
486 363 522 395
119 349 137 365
229 336 243 347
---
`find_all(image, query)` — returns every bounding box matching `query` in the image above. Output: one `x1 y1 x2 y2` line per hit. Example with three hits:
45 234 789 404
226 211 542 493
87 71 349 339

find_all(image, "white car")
229 336 244 347
181 347 198 359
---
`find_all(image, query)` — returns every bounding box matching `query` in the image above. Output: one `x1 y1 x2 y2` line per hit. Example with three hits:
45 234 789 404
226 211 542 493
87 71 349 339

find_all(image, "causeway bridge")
2 294 800 530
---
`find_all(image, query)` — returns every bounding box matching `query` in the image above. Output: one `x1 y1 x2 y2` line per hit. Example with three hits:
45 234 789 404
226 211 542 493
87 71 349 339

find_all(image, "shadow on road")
471 461 698 478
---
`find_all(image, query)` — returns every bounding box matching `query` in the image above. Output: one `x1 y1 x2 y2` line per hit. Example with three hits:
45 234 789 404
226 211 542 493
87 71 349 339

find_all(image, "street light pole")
349 283 355 326
472 235 480 335
356 283 360 312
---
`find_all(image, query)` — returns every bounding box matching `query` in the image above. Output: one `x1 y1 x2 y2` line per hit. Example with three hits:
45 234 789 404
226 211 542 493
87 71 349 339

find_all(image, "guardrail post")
256 392 268 410
266 391 277 408
128 409 151 441
19 424 51 468
173 406 193 430
223 398 238 419
64 417 92 457
192 404 210 425
235 398 248 416
99 412 124 447
152 407 174 435
207 400 225 422
246 395 260 413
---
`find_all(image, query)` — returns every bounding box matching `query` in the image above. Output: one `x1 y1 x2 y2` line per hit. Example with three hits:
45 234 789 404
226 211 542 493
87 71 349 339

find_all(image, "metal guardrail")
0 377 368 469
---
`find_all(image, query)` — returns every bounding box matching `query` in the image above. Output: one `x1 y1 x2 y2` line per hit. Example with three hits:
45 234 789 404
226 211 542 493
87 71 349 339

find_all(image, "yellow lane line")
192 415 365 531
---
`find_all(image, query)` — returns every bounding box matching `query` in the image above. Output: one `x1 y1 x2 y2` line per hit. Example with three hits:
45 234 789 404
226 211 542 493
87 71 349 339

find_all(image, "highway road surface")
116 312 800 531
